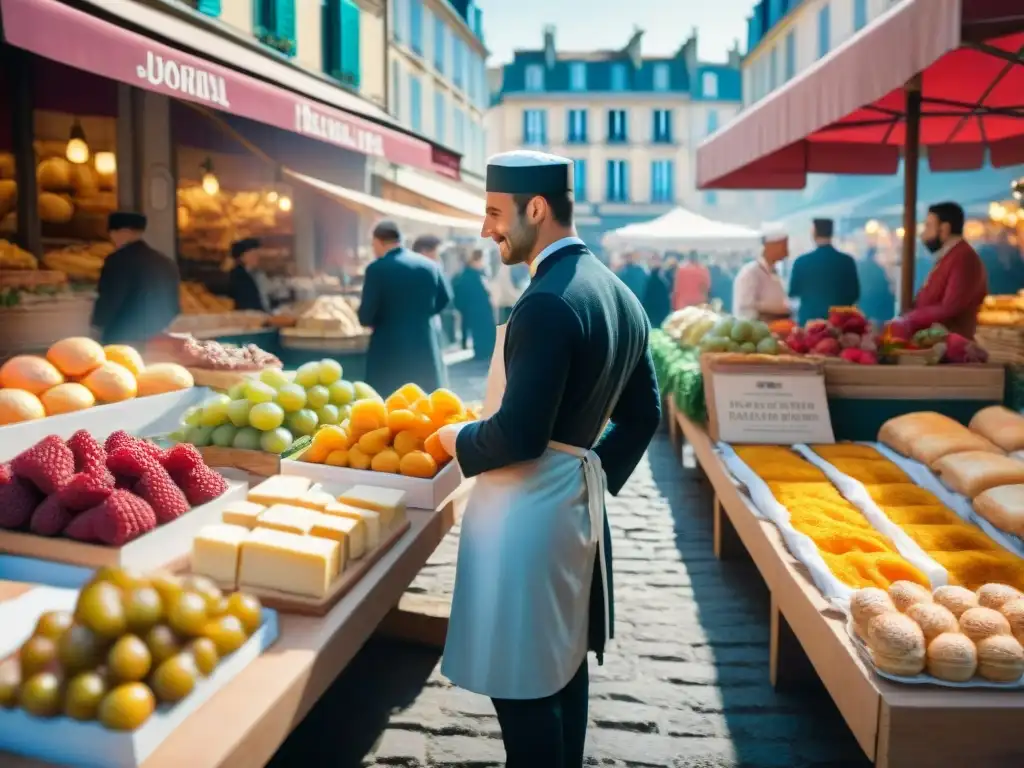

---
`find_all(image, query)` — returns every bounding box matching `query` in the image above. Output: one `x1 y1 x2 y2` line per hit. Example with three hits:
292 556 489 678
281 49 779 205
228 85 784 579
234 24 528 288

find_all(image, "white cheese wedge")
325 501 381 549
256 504 320 535
292 489 337 512
337 485 407 528
310 512 365 561
248 475 313 507
239 528 340 598
221 500 266 529
191 524 251 588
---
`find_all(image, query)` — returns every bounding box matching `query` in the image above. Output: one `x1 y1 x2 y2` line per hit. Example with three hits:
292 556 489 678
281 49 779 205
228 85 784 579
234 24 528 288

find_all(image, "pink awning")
696 0 1024 190
0 0 461 179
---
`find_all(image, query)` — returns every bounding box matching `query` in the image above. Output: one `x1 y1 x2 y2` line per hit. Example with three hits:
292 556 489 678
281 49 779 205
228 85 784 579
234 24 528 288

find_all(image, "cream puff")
926 632 978 683
976 583 1023 611
888 580 933 613
976 635 1024 683
850 588 895 639
866 612 926 676
906 602 960 644
959 607 1012 642
998 599 1024 645
932 585 979 619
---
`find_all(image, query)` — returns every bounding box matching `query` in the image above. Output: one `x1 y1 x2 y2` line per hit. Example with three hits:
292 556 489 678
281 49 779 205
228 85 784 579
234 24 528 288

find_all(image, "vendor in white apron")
436 150 662 767
732 229 792 322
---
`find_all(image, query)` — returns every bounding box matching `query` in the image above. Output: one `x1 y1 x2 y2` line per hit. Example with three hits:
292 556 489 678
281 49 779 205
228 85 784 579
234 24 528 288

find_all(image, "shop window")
572 159 586 202
322 0 361 88
254 0 297 58
409 76 422 132
185 0 221 16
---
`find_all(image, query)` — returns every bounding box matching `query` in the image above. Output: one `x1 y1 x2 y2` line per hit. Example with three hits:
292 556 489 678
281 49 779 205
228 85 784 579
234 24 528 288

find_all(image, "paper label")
711 371 834 444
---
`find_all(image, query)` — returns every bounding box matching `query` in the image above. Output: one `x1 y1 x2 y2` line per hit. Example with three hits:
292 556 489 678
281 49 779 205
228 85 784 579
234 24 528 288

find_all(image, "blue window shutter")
341 0 361 87
197 0 220 16
275 0 296 54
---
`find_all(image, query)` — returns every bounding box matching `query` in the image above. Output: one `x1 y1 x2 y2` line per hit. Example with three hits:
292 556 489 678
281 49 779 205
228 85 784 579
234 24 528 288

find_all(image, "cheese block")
248 475 313 506
239 527 340 598
325 501 381 549
256 504 320 535
221 500 266 529
191 524 251 588
337 485 406 528
310 512 366 561
292 489 336 512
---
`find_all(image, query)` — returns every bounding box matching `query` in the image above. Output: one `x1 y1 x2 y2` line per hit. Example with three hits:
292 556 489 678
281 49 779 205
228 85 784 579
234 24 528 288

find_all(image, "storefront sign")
1 0 459 179
709 371 834 445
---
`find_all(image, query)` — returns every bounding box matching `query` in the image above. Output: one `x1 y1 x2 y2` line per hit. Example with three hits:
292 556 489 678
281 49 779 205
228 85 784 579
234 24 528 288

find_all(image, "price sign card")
709 370 834 445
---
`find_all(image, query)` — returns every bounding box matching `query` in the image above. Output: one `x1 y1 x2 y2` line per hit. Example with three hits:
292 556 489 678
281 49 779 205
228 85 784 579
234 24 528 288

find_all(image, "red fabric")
672 263 710 310
697 0 1024 189
904 240 988 338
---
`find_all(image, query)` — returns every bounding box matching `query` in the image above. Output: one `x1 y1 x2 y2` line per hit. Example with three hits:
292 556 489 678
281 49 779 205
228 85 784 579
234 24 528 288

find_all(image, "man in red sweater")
897 202 988 339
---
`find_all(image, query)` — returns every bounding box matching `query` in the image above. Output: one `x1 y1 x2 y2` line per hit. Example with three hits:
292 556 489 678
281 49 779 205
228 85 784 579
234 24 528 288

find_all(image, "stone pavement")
270 359 872 767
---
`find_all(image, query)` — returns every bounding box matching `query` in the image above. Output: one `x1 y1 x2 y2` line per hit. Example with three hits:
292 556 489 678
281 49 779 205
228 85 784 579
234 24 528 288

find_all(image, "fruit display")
169 361 379 455
296 382 478 479
0 430 227 545
178 282 235 314
651 330 706 424
0 338 194 425
782 307 879 364
41 242 115 282
286 295 365 338
145 333 282 372
661 306 721 346
190 475 406 599
0 566 265 730
878 319 988 364
0 239 38 270
851 581 1024 683
698 316 781 355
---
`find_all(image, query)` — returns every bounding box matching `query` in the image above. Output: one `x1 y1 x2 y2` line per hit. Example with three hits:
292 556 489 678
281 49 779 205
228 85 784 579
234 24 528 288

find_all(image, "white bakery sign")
712 371 835 445
136 51 230 108
294 103 386 157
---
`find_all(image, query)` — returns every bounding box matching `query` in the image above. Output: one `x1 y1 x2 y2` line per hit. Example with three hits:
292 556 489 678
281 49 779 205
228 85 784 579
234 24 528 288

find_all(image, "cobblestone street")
271 359 871 767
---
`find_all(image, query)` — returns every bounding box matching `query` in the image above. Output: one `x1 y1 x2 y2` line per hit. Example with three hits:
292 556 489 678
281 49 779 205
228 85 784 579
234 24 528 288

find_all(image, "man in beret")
91 211 180 344
228 237 268 312
788 218 860 325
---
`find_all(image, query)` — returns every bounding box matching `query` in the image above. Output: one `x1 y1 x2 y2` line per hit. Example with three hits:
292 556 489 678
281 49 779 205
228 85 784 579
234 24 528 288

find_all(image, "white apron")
442 324 610 700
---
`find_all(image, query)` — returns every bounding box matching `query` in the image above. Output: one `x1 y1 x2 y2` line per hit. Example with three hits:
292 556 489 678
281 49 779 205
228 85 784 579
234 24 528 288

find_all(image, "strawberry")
11 435 75 495
58 472 114 512
30 495 73 536
176 466 227 506
134 466 190 524
64 490 157 546
0 475 43 529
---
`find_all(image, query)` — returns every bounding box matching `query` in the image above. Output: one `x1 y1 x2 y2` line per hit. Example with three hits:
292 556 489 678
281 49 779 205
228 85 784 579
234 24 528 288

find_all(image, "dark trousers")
490 658 589 767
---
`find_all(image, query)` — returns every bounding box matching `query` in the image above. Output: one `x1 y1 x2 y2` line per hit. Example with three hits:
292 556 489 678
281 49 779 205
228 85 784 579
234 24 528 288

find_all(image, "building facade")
487 27 766 247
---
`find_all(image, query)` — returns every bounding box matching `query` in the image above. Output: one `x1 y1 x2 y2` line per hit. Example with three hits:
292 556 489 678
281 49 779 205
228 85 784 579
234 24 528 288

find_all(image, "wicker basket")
976 325 1024 365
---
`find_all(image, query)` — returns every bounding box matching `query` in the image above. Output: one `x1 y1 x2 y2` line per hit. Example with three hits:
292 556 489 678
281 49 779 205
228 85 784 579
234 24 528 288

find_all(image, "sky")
475 0 753 65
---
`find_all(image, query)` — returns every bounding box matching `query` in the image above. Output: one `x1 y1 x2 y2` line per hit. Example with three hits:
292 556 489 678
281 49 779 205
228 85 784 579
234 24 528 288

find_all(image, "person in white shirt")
732 230 792 322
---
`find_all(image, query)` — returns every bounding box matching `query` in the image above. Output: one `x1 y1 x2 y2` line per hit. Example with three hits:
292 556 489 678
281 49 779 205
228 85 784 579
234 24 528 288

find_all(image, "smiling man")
436 150 661 767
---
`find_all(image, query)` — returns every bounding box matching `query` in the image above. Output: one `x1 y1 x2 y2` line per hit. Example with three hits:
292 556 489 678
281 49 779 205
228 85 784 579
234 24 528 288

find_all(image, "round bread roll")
977 583 1023 611
905 602 959 644
866 613 926 676
888 580 933 613
959 607 1012 642
926 632 977 683
999 599 1024 644
976 635 1024 683
933 585 979 619
850 588 895 639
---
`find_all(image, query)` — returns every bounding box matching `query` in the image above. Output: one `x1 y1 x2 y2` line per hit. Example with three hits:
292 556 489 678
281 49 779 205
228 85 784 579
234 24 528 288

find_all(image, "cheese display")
310 514 365 560
247 475 312 507
2 566 264 730
256 504 319 535
325 501 381 549
878 411 1002 468
191 524 250 587
220 500 266 529
969 405 1024 453
238 528 340 599
931 451 1024 498
337 485 407 529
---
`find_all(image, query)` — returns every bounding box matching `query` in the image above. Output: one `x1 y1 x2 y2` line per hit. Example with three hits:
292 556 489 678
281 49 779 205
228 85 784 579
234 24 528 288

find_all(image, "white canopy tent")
602 206 762 251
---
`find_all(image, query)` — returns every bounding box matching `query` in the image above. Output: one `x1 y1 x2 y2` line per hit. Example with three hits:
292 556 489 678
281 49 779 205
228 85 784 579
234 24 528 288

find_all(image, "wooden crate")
976 325 1024 365
199 446 281 477
824 362 1005 400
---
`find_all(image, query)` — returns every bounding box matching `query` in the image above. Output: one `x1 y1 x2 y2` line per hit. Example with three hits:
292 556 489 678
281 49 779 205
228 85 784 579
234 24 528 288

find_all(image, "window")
409 75 422 131
784 30 796 81
854 0 868 31
569 62 587 91
454 107 465 149
572 159 586 202
391 61 402 119
610 63 628 92
524 63 544 92
566 109 588 143
434 91 446 142
467 54 477 105
705 190 718 207
522 109 547 145
607 109 627 143
322 0 360 88
408 0 423 54
652 63 670 92
433 15 446 72
254 0 296 57
652 109 672 143
702 71 718 99
606 159 628 202
192 0 220 15
818 4 831 59
650 160 674 203
453 37 464 87
391 0 406 42
769 45 778 91
706 109 719 137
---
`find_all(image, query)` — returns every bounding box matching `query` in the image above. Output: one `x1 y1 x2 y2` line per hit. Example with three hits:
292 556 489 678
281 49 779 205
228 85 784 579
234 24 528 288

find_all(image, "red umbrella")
696 0 1024 308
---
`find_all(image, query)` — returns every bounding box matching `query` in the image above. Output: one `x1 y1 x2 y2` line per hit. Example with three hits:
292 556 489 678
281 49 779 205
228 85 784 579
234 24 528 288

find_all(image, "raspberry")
114 474 135 490
66 430 108 476
177 466 228 506
64 490 157 546
104 431 163 462
134 466 190 524
11 435 75 495
107 446 159 478
0 463 11 484
57 472 114 512
30 495 73 536
162 443 205 480
0 476 43 529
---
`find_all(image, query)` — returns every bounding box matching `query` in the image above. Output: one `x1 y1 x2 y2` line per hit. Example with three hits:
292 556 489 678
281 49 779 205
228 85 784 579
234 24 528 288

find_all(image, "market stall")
601 206 762 252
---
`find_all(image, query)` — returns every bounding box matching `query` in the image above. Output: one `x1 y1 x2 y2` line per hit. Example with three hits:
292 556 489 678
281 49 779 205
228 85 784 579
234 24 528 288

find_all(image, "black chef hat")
231 237 261 260
813 218 835 238
486 150 573 195
108 211 147 232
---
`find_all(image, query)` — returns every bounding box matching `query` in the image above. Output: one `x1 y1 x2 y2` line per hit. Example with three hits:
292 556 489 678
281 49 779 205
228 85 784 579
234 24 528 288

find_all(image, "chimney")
727 39 742 68
543 25 556 69
683 26 699 71
625 27 644 69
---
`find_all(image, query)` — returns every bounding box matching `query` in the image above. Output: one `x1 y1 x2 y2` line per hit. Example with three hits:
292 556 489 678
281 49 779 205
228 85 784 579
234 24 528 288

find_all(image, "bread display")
959 606 1012 641
976 582 1023 611
850 587 895 639
932 451 1024 498
0 238 37 270
178 282 235 314
926 633 978 682
975 635 1024 682
865 613 926 676
999 599 1024 644
969 405 1024 452
932 585 979 618
888 580 933 613
41 241 114 282
877 412 993 462
905 602 959 643
973 484 1024 537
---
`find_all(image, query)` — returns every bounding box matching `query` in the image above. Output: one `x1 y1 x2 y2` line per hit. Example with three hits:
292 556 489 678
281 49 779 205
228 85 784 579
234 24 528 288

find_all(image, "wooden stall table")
672 408 1024 768
2 501 458 768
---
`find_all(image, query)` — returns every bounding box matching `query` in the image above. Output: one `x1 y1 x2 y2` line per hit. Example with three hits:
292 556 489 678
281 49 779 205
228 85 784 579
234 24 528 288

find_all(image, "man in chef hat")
436 150 661 765
732 226 792 322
